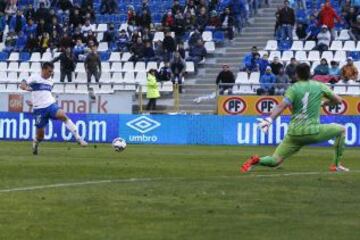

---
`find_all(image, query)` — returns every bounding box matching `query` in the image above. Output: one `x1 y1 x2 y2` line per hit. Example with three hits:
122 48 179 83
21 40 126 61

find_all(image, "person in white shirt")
315 25 331 52
20 62 87 155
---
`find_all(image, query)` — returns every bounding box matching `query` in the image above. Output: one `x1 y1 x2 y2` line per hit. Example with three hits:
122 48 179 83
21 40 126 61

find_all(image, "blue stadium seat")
278 40 292 51
19 52 30 62
0 51 9 61
348 51 360 61
99 51 110 62
213 31 225 43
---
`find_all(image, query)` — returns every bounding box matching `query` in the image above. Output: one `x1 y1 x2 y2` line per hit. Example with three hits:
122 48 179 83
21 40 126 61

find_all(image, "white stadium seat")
258 50 268 57
295 50 307 61
110 62 123 72
333 85 346 94
343 41 356 51
100 72 112 83
204 41 215 53
123 62 134 72
111 72 124 83
0 72 7 82
109 52 121 62
75 63 86 73
8 52 19 61
146 61 158 71
202 31 213 42
7 72 18 83
96 23 107 32
29 52 41 62
121 52 131 62
101 62 111 72
303 41 316 51
19 62 30 72
308 51 320 62
96 32 104 42
249 72 260 83
290 41 303 50
281 50 294 62
268 51 281 61
41 52 52 62
333 51 347 62
186 61 195 73
0 62 7 71
64 84 76 93
264 40 278 51
98 42 108 52
134 61 146 72
135 72 147 85
7 62 18 72
310 61 320 73
329 41 343 51
336 30 350 41
153 32 164 42
52 84 64 93
235 72 248 83
321 51 334 62
123 72 135 83
18 72 29 81
30 62 41 72
75 72 87 83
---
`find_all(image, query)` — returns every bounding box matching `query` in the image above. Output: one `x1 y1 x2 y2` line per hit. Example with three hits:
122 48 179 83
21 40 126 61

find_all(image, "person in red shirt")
318 1 341 39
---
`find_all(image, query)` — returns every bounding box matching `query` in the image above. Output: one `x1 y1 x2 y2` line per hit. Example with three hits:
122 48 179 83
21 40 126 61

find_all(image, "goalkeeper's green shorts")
273 124 344 160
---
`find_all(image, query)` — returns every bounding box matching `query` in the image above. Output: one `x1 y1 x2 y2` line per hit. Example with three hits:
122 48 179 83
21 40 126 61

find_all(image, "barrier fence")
1 113 360 146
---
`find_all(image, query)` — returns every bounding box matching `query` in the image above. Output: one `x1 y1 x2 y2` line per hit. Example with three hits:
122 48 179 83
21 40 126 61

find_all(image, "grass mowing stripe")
1 170 360 194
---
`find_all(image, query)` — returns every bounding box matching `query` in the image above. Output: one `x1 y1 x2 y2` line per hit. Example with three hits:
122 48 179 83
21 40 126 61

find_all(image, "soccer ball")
112 137 127 152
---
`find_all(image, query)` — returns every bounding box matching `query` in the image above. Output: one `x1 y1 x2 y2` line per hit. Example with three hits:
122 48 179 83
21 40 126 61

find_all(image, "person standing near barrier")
84 45 102 83
216 64 235 95
278 0 295 41
52 47 76 83
146 69 160 111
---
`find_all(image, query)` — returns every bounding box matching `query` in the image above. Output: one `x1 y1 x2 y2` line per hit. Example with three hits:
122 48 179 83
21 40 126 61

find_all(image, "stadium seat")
264 40 278 51
202 31 213 42
235 72 248 83
0 62 7 71
146 61 158 71
30 62 41 72
258 50 268 57
153 32 164 42
99 84 113 93
121 52 131 62
303 41 316 51
343 41 356 51
111 72 123 83
96 24 107 32
0 72 7 82
204 41 215 54
239 84 253 94
7 62 19 72
329 41 343 51
333 51 346 62
281 50 294 62
52 72 60 82
98 42 108 52
336 30 350 41
8 52 19 61
76 84 89 93
0 51 9 61
109 52 121 62
308 51 320 62
295 50 307 61
52 84 64 93
119 23 128 32
99 51 110 61
213 31 225 43
19 52 30 62
290 41 304 51
75 72 87 83
278 40 292 50
159 81 173 92
123 72 135 83
54 62 60 73
18 72 29 81
19 62 30 73
310 61 320 73
75 63 86 73
321 51 334 61
135 72 147 85
97 32 104 42
134 62 146 72
186 61 195 73
101 62 111 72
64 84 77 93
29 52 41 62
123 62 135 72
268 51 281 61
41 52 52 62
249 72 260 83
100 72 111 83
110 62 123 72
7 72 18 83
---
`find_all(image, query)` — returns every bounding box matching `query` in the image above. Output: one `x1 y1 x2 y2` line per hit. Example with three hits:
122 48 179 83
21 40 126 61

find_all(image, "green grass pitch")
0 141 359 240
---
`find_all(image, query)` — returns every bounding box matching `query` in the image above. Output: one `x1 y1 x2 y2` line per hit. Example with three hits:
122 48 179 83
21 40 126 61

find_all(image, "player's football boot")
240 155 260 173
329 163 349 172
77 139 88 147
32 140 39 155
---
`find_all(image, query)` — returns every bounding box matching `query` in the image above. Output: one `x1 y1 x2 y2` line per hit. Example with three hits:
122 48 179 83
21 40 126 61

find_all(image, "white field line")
0 170 360 194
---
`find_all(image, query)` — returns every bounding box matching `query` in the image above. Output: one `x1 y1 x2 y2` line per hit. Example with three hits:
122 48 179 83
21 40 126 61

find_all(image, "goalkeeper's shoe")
240 155 260 173
329 163 349 172
32 140 39 155
77 139 88 147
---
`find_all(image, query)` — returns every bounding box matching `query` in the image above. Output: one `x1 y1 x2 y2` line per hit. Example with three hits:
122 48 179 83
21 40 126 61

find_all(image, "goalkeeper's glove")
257 117 273 133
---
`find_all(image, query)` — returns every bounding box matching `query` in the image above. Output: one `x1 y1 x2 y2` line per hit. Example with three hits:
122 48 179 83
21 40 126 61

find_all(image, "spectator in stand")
85 45 102 83
274 6 281 39
5 0 17 17
163 31 176 61
36 18 49 37
229 0 247 33
278 0 295 41
23 18 37 36
143 41 156 62
208 10 221 30
349 15 360 40
10 10 26 34
329 61 341 83
170 51 186 93
275 67 289 95
140 0 150 14
184 0 197 16
285 57 297 82
48 17 63 36
216 64 235 95
146 69 160 111
340 57 359 82
102 23 118 49
344 7 357 27
69 8 83 29
52 47 76 82
313 58 331 82
129 37 145 62
73 39 86 60
318 1 341 39
244 53 260 74
177 42 186 59
188 28 202 47
137 9 152 30
220 7 234 41
295 23 307 40
81 18 95 38
162 10 175 30
50 30 60 51
100 0 118 14
195 7 208 32
24 4 35 20
25 33 40 52
188 39 207 65
257 66 276 95
84 31 98 47
157 61 172 82
259 53 270 76
172 0 184 15
117 29 129 52
243 46 259 70
35 2 49 22
305 15 320 40
82 0 93 9
14 31 27 51
34 0 51 10
127 5 137 34
0 0 6 13
270 56 284 76
314 25 331 52
154 40 165 62
184 11 196 31
173 10 185 42
4 31 16 52
0 12 5 42
39 32 50 53
57 0 73 13
141 27 154 43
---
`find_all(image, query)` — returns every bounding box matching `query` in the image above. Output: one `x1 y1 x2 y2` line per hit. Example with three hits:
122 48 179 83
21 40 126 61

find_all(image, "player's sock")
259 156 278 167
65 119 81 140
333 133 345 166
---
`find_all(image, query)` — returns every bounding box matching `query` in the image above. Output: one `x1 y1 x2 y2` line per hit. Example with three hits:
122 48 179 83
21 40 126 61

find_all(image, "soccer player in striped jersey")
241 63 349 173
20 62 88 155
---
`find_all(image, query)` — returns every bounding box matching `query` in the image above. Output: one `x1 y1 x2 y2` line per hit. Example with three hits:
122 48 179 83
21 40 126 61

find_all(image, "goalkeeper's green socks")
334 133 345 166
259 156 278 167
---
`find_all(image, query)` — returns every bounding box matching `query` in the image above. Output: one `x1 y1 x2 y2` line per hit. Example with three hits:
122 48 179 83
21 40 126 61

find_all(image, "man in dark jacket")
52 47 76 82
157 61 172 81
84 45 102 83
278 0 295 41
187 39 207 65
220 7 234 40
216 64 235 95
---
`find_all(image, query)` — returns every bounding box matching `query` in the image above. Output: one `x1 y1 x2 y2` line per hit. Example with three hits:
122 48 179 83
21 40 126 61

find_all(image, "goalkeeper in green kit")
241 63 349 173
